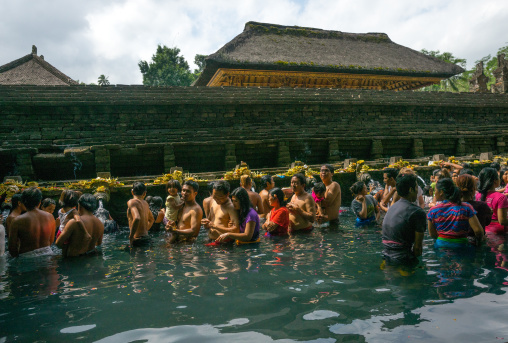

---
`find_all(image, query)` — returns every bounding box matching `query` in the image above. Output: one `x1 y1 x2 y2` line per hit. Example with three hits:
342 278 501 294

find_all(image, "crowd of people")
2 162 508 271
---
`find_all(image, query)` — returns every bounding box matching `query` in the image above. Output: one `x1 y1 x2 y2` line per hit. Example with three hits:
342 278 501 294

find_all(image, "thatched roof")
0 46 77 85
195 22 464 86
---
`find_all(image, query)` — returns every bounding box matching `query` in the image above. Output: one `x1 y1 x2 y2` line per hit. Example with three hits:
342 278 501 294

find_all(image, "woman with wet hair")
262 187 290 237
216 187 260 244
428 178 484 248
148 196 165 231
476 167 508 234
55 189 81 239
456 174 492 243
5 193 23 236
350 181 379 226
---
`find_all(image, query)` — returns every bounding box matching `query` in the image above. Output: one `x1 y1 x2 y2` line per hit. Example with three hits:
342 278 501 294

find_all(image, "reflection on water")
1 216 508 342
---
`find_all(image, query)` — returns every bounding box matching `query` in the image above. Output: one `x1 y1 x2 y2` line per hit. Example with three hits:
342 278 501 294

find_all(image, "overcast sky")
1 0 507 85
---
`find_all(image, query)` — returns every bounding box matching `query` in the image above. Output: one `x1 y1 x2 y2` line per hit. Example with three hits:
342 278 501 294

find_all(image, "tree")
474 44 508 89
419 49 469 92
138 45 195 86
97 74 110 86
193 54 207 76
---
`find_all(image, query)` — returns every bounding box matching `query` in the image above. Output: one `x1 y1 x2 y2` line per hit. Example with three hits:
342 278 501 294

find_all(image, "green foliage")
97 74 110 86
419 49 469 92
194 54 207 74
473 44 508 88
139 45 196 86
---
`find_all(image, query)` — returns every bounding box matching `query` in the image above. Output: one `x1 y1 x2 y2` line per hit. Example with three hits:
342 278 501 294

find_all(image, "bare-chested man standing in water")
259 175 275 219
201 180 239 243
287 173 316 232
167 180 203 243
9 187 56 257
240 175 264 215
202 182 215 219
56 194 104 257
127 182 154 247
317 164 342 226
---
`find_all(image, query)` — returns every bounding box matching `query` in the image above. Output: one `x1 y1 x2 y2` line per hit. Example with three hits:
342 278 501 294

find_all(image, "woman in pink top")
476 168 508 234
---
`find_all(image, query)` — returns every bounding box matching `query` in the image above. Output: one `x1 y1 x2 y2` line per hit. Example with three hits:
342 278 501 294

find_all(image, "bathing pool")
1 210 508 342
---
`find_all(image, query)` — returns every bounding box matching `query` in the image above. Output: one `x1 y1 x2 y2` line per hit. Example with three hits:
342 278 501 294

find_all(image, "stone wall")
1 85 508 181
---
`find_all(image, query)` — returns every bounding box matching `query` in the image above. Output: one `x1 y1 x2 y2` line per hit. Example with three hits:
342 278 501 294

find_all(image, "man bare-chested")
8 187 56 257
317 164 342 226
56 193 104 257
240 175 264 215
127 182 154 247
287 174 316 232
166 180 203 243
201 180 239 242
259 175 275 219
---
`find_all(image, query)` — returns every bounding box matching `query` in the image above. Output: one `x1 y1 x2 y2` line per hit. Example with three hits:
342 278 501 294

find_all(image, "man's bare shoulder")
186 202 203 215
328 182 341 192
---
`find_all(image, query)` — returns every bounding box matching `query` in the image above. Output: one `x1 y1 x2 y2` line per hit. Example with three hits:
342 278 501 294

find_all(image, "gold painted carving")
207 68 442 91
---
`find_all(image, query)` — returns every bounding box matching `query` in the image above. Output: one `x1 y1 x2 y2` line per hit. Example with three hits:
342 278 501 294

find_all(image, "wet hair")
11 193 22 210
459 168 475 176
166 179 182 193
490 162 501 172
322 164 334 174
145 196 153 204
261 175 273 189
269 187 286 207
240 175 252 187
213 180 230 195
456 174 476 200
59 189 79 208
21 187 42 210
230 187 252 225
395 174 417 197
41 198 56 209
207 181 215 194
350 181 365 196
478 167 499 201
132 182 147 196
183 180 199 193
78 193 98 212
313 182 326 195
151 196 163 209
461 162 471 169
383 168 398 180
436 178 461 204
291 173 306 187
422 185 432 197
435 168 451 180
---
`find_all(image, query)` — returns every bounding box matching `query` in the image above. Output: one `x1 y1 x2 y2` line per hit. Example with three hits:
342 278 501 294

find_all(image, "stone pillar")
15 148 37 180
497 137 506 154
224 144 237 170
469 61 489 93
278 141 291 167
92 146 111 176
371 139 383 159
491 54 508 94
411 138 424 158
456 138 466 156
328 139 341 163
164 144 176 173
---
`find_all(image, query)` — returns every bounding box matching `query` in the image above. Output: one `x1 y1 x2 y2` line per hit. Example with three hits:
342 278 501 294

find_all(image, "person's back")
127 182 154 246
382 175 426 267
9 187 55 257
59 213 103 257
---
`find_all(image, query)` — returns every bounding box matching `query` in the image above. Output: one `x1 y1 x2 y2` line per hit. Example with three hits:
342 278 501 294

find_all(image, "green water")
1 212 508 342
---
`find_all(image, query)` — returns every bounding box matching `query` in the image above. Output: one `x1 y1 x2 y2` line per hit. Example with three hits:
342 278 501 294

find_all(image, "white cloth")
18 246 54 257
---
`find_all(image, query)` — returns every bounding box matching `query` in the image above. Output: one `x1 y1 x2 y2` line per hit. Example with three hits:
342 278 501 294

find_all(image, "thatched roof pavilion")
0 45 77 85
194 22 464 91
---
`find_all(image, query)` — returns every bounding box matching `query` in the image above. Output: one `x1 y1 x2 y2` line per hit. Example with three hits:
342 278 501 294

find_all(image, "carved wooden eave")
206 68 442 91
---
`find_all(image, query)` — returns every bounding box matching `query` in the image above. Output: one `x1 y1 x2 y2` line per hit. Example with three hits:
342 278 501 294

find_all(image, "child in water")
312 182 327 218
164 180 184 228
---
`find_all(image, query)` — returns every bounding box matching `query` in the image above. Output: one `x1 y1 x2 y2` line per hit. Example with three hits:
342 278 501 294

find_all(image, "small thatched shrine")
195 22 464 91
0 45 77 85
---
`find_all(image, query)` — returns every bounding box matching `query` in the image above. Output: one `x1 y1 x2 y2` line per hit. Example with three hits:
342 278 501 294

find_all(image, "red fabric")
269 207 290 236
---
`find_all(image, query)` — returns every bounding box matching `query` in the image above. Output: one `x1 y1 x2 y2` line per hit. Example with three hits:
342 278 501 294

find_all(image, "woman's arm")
428 220 438 239
468 215 485 243
498 207 508 226
216 221 255 242
356 196 368 219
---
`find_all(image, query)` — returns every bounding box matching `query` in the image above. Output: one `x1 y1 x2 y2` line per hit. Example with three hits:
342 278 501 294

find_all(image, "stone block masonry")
0 85 508 181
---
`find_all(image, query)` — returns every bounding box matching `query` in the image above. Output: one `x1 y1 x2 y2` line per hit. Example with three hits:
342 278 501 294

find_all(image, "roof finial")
32 45 37 55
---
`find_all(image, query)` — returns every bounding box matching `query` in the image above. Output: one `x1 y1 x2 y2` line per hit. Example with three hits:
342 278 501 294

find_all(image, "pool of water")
1 211 508 342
